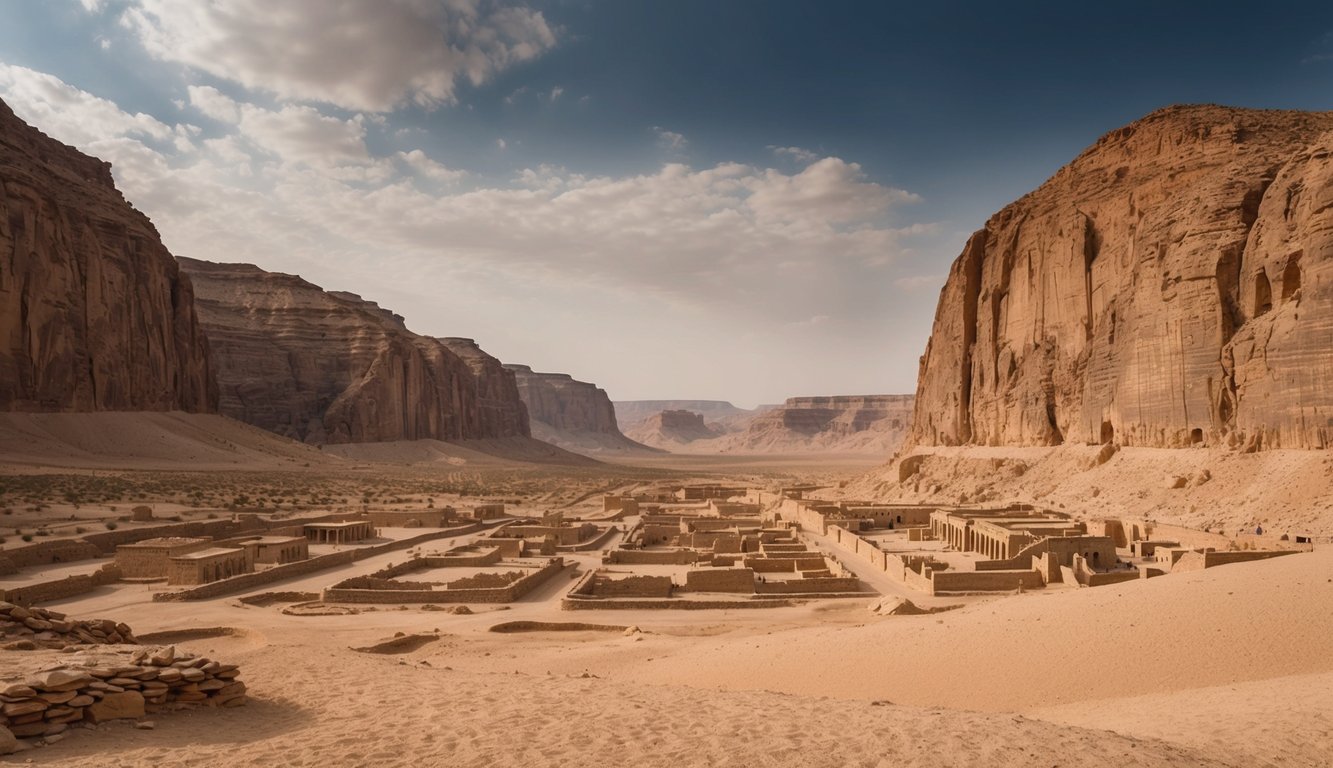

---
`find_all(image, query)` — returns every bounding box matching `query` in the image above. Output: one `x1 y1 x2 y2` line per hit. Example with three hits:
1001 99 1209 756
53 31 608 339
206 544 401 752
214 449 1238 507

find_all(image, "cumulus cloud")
120 0 558 112
0 66 923 328
186 85 239 123
396 149 466 183
0 64 171 146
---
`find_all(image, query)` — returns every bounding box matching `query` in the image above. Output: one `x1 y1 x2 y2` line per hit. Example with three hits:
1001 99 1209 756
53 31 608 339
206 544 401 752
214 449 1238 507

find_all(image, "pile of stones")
0 645 245 752
1 601 136 650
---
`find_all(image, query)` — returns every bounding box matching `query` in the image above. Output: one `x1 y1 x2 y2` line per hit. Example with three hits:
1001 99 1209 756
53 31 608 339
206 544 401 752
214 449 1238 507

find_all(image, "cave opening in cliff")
1191 428 1203 445
1255 271 1273 315
1100 420 1115 444
1282 256 1302 301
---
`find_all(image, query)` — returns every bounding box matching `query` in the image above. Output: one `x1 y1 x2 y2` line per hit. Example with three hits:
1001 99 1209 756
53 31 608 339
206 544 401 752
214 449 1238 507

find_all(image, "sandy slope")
0 412 329 471
858 444 1333 537
323 436 599 467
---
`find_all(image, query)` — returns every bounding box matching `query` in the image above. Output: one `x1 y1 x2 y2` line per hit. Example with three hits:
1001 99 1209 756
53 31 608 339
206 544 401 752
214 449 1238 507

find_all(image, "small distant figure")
1255 525 1264 536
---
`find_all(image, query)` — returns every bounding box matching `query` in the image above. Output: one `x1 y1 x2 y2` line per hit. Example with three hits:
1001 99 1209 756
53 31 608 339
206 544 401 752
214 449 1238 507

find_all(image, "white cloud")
120 0 558 112
0 65 924 332
396 149 466 183
0 64 171 146
549 86 563 102
186 85 239 123
770 145 819 164
654 127 687 151
79 0 106 13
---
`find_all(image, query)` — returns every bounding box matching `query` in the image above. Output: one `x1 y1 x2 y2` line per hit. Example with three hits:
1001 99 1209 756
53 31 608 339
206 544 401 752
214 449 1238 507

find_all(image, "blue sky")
2 1 1333 406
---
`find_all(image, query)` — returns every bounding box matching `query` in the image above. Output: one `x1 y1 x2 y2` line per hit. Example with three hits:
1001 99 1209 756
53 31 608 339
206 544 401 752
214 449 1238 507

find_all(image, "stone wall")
592 574 673 598
321 558 566 604
683 568 755 593
152 523 484 601
603 549 699 565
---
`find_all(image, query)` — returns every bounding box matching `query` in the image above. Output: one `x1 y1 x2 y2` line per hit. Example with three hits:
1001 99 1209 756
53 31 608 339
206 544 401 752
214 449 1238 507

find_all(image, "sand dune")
0 412 329 472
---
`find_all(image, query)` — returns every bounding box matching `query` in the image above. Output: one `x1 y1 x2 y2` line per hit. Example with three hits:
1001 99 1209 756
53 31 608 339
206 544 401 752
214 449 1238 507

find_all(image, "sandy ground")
3 414 1331 766
860 443 1333 537
6 539 1326 766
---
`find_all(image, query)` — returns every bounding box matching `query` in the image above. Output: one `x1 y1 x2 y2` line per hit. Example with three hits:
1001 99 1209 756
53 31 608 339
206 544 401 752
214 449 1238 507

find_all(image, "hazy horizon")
2 0 1332 405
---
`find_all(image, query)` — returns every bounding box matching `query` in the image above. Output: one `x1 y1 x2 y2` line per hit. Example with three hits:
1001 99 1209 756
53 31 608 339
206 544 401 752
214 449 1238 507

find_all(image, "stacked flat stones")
1 601 136 650
0 646 245 747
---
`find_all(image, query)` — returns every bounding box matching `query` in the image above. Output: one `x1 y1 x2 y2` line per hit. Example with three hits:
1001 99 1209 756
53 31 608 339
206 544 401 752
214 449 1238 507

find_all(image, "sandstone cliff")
614 400 770 434
623 409 723 448
723 395 915 453
0 98 215 412
179 258 527 444
503 365 655 453
438 337 530 439
910 105 1333 450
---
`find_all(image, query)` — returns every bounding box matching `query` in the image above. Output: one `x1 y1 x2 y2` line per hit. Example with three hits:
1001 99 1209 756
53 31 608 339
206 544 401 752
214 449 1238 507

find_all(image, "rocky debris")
178 258 528 445
0 602 136 650
0 645 245 746
909 105 1333 450
503 365 656 453
0 97 216 413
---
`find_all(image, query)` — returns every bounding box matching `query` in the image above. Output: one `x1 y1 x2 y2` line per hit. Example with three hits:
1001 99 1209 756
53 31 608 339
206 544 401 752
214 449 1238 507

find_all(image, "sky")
2 1 1333 407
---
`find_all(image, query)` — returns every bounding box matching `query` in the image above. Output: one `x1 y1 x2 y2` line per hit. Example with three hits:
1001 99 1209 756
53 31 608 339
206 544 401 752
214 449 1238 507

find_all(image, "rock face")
910 105 1333 450
623 409 722 448
179 258 527 444
727 395 915 453
615 400 770 434
0 98 215 413
437 338 530 439
503 365 654 453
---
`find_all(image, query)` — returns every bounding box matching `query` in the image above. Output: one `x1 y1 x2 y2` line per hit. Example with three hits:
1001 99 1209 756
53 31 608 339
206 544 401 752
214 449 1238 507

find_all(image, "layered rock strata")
179 258 527 444
728 395 915 453
910 105 1333 450
0 98 215 413
503 365 652 453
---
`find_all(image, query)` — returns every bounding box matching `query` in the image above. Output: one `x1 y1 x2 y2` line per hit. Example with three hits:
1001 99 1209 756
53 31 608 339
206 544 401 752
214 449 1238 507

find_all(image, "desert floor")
2 414 1330 767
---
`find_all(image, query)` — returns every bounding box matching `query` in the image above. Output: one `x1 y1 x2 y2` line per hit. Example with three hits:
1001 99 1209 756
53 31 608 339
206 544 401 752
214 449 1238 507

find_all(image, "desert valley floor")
1 414 1330 767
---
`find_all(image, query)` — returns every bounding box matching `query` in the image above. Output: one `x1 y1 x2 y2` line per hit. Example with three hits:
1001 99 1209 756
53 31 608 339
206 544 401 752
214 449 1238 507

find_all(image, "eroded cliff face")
910 105 1333 450
180 258 526 444
502 365 653 453
0 98 215 413
732 395 915 453
438 337 530 438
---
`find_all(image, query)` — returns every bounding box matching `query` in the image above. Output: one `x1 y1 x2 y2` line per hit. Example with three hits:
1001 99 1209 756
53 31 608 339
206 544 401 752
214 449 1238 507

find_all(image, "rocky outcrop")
438 338 529 439
623 409 722 448
910 105 1333 450
725 395 915 453
0 98 215 413
503 365 654 453
179 258 527 444
614 400 770 434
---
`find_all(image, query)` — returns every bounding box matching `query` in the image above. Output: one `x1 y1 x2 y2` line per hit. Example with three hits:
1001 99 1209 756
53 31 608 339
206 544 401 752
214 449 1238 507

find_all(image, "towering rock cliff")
179 258 527 445
910 105 1333 450
438 337 530 438
503 365 654 453
0 98 215 413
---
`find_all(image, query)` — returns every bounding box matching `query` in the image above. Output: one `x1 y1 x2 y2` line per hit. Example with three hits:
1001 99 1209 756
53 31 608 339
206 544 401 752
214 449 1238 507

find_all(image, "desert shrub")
104 521 118 530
